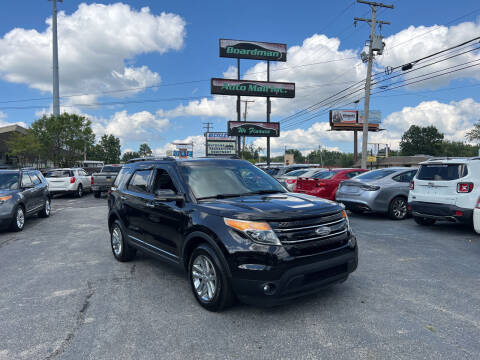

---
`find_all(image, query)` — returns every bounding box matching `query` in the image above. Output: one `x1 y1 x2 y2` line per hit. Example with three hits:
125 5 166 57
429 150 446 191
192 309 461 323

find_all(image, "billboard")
211 78 295 98
358 110 382 124
219 39 287 62
228 121 280 137
329 109 380 131
206 132 236 141
206 141 237 156
173 150 193 158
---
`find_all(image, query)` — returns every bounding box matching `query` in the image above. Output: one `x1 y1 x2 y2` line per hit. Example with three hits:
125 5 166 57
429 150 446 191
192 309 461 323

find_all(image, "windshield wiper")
197 193 248 200
246 190 284 195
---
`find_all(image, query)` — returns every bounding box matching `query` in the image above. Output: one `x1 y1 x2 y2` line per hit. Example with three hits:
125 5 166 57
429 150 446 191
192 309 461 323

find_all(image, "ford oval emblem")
315 226 331 236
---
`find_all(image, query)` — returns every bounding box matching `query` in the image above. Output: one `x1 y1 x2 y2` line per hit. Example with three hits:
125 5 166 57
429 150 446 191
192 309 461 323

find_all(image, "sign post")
214 39 293 164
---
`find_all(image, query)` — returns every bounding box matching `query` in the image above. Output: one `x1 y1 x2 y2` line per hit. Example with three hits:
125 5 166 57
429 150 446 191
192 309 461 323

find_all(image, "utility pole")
318 145 324 168
240 100 255 159
355 0 393 169
203 122 213 157
51 0 62 116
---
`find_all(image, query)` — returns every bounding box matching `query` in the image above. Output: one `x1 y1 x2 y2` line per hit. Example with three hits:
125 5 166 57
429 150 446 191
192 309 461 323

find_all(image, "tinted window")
393 170 417 183
312 170 340 179
29 173 41 185
355 169 397 180
46 170 73 178
21 174 33 187
180 161 285 199
265 168 280 176
284 169 309 177
417 164 467 181
113 167 131 187
127 170 152 193
152 168 177 195
102 166 122 173
0 173 19 190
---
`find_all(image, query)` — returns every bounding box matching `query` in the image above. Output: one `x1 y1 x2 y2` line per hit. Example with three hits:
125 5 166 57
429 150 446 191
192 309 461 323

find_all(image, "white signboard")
207 141 236 156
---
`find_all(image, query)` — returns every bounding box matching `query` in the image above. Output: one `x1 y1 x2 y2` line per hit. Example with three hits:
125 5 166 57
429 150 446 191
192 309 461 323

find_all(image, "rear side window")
46 170 73 178
417 164 467 181
113 167 131 188
127 170 152 193
355 169 396 180
393 170 417 183
312 170 340 179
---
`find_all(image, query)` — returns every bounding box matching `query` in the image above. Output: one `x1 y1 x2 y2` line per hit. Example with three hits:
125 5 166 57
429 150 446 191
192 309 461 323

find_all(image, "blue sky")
1 0 480 156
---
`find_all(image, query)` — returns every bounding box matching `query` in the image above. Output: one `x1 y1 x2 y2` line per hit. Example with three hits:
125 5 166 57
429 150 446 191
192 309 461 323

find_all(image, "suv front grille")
269 211 349 255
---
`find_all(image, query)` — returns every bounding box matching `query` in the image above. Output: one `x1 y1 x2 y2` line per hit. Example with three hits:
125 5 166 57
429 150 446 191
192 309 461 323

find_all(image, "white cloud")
93 110 169 142
0 3 186 102
369 98 480 148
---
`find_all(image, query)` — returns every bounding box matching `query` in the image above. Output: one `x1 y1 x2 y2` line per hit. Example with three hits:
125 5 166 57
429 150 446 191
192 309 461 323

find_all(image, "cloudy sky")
0 0 479 156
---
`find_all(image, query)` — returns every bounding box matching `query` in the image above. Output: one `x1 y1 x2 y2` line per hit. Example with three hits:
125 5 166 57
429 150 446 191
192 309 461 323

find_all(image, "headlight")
224 218 281 246
0 195 12 204
342 209 351 231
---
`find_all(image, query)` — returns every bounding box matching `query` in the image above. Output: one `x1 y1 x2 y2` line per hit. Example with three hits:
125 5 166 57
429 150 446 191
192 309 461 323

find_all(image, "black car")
107 158 358 311
0 169 51 231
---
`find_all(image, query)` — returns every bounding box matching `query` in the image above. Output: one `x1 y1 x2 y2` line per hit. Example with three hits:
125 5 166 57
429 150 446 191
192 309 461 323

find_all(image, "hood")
197 192 342 221
0 189 19 196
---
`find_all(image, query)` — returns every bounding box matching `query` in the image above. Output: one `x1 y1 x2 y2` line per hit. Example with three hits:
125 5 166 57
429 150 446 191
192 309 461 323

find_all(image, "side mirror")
154 190 185 206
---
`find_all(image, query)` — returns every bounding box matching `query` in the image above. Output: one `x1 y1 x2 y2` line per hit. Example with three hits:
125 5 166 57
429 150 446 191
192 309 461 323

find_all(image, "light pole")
51 0 62 116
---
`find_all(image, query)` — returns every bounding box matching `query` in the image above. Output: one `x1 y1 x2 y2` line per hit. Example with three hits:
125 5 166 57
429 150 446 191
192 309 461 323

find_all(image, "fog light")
348 236 357 248
262 283 276 295
263 284 270 292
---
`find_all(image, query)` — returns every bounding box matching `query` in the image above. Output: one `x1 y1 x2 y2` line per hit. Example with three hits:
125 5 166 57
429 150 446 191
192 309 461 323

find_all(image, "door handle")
145 202 155 208
120 196 126 200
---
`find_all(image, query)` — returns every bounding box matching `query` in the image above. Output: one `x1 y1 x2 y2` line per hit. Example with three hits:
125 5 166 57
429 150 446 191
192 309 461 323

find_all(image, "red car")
295 168 369 200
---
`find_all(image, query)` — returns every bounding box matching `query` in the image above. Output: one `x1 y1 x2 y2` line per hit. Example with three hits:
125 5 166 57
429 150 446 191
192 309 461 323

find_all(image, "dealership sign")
228 121 280 137
211 78 295 98
206 132 236 141
219 39 287 62
207 141 237 156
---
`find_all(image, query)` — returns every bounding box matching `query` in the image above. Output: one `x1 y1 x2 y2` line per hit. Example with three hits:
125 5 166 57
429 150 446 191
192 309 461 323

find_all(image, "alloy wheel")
16 208 25 229
111 225 123 256
392 198 407 219
192 255 217 302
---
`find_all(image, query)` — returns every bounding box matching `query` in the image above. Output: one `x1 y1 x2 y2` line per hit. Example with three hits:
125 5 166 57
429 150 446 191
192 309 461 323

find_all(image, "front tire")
38 198 51 218
11 206 25 232
110 220 136 262
388 196 408 220
414 216 436 226
188 244 234 312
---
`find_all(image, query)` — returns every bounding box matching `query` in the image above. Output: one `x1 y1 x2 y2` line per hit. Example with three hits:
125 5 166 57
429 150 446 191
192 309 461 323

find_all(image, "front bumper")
409 201 473 223
230 242 358 306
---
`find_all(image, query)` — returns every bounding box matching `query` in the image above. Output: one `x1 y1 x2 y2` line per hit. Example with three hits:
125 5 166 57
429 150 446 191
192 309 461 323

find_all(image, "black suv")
0 169 51 231
108 158 358 311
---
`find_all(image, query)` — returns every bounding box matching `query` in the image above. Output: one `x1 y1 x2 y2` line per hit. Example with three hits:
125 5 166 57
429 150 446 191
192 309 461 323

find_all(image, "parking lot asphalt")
0 194 479 360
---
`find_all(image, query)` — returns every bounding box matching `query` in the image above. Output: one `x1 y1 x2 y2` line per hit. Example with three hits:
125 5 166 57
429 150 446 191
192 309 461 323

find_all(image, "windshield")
102 166 122 173
312 170 340 179
355 169 396 181
0 173 19 190
180 161 286 199
417 164 467 181
46 170 73 178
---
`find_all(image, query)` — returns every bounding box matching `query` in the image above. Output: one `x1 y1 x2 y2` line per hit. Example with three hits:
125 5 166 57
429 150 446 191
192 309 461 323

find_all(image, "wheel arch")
182 231 232 277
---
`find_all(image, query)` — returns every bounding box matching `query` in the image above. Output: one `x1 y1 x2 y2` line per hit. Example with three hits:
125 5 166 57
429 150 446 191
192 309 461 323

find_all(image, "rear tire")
188 244 234 312
94 191 101 198
76 185 83 198
388 196 408 220
414 216 436 226
10 206 25 232
38 198 51 218
110 220 136 262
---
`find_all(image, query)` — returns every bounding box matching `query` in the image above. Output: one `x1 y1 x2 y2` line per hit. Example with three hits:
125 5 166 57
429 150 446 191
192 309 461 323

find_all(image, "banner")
228 121 280 137
211 78 295 98
219 39 287 62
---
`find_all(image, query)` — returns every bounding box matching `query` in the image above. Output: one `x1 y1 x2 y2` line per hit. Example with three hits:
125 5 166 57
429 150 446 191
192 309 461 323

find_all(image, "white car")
278 168 327 191
408 158 480 232
45 168 92 197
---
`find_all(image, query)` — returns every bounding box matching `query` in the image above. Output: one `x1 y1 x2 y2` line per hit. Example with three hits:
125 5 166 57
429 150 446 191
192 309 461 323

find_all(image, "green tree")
7 130 42 167
400 125 444 156
31 113 95 167
98 134 121 164
439 140 478 157
138 143 152 157
121 151 140 163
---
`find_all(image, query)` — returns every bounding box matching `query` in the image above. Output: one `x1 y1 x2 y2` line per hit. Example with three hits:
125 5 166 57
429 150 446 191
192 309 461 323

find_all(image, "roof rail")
126 156 175 164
